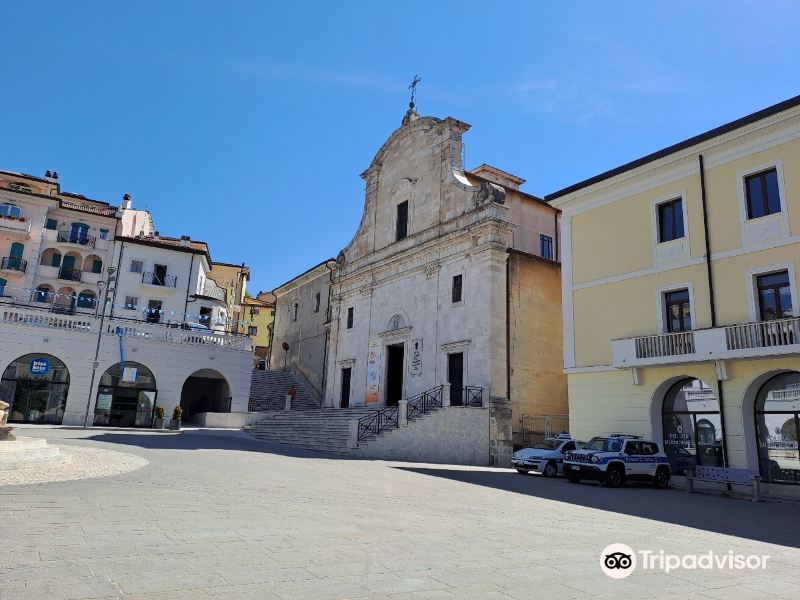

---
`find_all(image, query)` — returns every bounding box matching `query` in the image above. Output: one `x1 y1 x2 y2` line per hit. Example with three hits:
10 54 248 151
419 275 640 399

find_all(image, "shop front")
93 362 157 428
1 353 70 424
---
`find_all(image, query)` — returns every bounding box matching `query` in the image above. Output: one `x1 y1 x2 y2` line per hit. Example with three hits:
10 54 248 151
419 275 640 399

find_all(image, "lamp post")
83 267 116 429
282 341 290 372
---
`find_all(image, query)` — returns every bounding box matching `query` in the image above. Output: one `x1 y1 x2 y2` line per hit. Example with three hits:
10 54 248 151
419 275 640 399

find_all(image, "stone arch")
40 247 62 267
741 369 797 471
54 287 77 311
76 289 97 310
34 284 55 304
180 369 231 421
82 254 103 274
2 353 71 424
93 361 158 428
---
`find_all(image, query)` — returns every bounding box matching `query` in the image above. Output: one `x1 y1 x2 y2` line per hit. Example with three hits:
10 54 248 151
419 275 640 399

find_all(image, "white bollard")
442 383 451 408
347 419 359 449
398 399 408 426
284 394 292 411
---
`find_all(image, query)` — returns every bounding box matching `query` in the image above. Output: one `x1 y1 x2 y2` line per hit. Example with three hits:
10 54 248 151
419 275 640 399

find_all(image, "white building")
0 170 252 428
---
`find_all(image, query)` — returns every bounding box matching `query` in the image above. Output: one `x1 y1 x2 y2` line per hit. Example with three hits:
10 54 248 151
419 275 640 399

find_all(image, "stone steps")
250 369 319 410
0 436 61 470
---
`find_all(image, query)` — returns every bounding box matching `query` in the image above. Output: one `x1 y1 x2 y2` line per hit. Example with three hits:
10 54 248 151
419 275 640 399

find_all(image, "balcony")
57 230 97 249
142 271 178 288
613 316 800 368
0 257 27 274
0 217 32 239
58 268 82 282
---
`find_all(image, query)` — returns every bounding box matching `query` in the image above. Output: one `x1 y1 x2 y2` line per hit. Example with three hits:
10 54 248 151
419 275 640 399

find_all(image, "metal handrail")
248 397 285 412
142 271 178 288
57 230 96 248
449 385 484 407
357 406 399 441
58 267 82 281
1 256 27 272
406 385 443 420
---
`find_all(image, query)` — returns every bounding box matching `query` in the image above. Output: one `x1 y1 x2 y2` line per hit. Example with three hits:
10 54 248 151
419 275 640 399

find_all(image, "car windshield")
583 437 624 452
529 440 562 450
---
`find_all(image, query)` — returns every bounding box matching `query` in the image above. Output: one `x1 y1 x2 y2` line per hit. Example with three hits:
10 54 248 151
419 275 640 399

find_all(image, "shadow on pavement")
394 465 800 548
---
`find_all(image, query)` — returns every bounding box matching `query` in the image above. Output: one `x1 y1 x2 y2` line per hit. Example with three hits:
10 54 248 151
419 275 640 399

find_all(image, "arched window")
0 203 21 218
35 285 54 303
2 353 70 424
755 371 800 484
94 362 158 427
77 290 96 309
662 378 724 475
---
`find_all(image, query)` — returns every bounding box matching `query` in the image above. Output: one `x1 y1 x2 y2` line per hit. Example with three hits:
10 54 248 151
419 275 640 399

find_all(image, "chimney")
179 235 191 247
121 193 132 210
44 170 58 183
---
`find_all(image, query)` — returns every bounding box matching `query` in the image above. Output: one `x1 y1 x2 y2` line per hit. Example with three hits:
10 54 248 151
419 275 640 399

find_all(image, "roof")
272 258 337 294
116 235 212 263
1 171 120 217
545 93 800 201
469 164 526 186
211 262 251 280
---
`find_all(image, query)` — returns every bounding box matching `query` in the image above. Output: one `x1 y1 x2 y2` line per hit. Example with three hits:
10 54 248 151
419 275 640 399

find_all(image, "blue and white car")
511 435 584 478
563 434 671 488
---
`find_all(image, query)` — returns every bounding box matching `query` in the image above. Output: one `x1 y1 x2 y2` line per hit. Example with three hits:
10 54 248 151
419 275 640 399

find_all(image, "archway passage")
180 369 231 421
1 354 70 424
755 371 800 484
93 362 157 428
661 378 724 475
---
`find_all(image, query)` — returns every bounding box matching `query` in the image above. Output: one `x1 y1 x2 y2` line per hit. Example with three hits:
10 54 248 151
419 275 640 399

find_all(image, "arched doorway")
754 371 800 484
93 362 157 427
661 378 724 475
180 369 231 421
1 354 70 424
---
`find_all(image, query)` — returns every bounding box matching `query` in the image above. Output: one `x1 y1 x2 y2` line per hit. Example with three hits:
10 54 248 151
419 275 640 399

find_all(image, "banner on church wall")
365 340 381 404
410 338 423 376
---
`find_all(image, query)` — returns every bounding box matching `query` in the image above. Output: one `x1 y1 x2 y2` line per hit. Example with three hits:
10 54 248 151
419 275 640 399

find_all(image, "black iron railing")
248 397 285 412
142 271 178 288
407 385 443 421
357 406 399 441
58 268 82 282
57 230 96 248
1 256 27 272
450 385 484 407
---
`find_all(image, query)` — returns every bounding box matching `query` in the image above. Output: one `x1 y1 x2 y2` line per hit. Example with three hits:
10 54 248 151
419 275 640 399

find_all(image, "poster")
410 338 423 376
30 358 50 376
365 340 381 404
122 367 138 383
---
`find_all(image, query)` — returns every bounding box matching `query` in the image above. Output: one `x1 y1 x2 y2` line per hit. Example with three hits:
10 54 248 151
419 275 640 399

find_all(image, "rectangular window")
45 218 58 231
92 259 102 274
540 234 553 259
292 303 298 322
664 289 691 332
123 296 138 310
745 168 781 219
99 228 109 240
199 306 212 327
658 198 685 242
452 274 463 303
396 201 408 241
130 260 143 273
248 325 258 336
757 270 793 321
146 299 162 323
314 292 321 313
346 306 354 329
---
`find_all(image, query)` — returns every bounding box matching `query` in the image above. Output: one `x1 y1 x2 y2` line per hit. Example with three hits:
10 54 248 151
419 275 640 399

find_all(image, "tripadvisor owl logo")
601 543 636 579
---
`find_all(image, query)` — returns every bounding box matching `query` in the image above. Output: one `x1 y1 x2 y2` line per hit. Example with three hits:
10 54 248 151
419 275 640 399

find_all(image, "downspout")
109 220 122 318
183 253 195 321
699 154 729 468
321 260 336 403
506 251 511 403
553 209 561 262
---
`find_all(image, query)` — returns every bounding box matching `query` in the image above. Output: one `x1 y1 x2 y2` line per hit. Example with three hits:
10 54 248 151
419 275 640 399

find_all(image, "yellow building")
244 291 275 359
208 262 250 334
547 95 800 496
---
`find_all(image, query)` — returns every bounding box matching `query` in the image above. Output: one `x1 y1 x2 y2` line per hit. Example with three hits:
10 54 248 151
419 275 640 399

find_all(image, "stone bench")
686 466 761 502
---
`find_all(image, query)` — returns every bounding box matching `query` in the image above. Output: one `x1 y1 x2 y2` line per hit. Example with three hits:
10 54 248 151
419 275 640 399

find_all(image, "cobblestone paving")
1 428 799 600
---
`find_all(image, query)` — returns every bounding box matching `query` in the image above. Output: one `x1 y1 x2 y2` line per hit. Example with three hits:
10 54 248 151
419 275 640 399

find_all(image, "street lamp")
82 266 116 428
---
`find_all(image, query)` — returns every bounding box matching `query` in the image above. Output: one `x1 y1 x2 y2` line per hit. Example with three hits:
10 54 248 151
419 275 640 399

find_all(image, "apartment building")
209 261 250 334
547 95 800 494
0 170 252 428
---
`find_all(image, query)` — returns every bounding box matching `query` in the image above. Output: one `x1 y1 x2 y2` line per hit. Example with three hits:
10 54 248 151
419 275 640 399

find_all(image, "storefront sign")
410 338 423 376
29 358 50 376
365 340 381 404
122 367 138 383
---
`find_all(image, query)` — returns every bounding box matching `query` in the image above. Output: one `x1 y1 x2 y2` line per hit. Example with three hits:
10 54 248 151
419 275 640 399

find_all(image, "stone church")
269 104 567 464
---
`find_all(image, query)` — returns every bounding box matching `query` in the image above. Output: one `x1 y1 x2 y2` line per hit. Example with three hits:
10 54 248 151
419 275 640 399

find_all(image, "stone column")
398 399 408 426
442 383 451 408
284 394 292 411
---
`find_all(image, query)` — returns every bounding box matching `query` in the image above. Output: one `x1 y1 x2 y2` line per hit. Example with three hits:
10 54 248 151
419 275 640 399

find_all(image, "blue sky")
1 2 798 292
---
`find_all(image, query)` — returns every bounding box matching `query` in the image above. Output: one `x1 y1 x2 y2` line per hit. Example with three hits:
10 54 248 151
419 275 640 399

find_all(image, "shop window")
662 378 723 475
3 353 70 424
755 371 800 484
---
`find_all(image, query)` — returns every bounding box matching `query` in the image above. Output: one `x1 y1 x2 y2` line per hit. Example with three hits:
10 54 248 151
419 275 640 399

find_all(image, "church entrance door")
385 344 405 407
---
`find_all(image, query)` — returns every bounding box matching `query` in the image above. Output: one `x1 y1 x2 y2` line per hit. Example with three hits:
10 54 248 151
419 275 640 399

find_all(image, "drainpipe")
321 260 336 403
109 221 123 318
505 252 511 403
699 154 730 468
183 253 195 321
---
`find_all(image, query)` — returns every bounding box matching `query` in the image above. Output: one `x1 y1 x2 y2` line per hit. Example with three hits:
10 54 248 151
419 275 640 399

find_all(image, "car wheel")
653 467 670 489
543 460 558 478
515 468 529 475
604 465 625 488
566 473 581 483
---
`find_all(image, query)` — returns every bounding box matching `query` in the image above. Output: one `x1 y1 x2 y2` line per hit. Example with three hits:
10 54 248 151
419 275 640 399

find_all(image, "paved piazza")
1 428 799 600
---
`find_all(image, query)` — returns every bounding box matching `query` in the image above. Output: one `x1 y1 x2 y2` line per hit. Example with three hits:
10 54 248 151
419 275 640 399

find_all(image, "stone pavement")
1 427 799 600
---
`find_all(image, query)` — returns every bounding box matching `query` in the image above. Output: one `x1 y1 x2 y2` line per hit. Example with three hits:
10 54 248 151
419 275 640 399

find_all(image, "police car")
511 434 584 478
563 434 671 488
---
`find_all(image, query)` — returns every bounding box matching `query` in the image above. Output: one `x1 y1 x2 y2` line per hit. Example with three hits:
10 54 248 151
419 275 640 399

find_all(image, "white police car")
511 434 583 478
563 434 671 488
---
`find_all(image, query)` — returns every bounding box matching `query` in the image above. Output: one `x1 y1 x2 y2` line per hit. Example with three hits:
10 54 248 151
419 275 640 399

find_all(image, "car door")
558 441 576 472
641 442 659 476
623 441 642 477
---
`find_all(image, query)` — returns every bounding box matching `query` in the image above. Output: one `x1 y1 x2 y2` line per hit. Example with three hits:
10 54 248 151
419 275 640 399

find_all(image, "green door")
10 242 23 258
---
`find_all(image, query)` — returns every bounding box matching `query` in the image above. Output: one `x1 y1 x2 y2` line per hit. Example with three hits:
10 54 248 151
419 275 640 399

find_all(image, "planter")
153 418 165 429
169 419 182 430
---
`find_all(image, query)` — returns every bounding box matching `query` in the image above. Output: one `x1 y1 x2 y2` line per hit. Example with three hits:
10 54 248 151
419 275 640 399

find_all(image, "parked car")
563 434 671 488
511 434 584 478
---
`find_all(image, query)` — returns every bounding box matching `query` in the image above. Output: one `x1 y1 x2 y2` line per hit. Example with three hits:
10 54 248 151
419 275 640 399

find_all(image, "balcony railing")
0 257 27 273
57 230 96 248
59 268 82 282
142 271 178 288
613 316 800 368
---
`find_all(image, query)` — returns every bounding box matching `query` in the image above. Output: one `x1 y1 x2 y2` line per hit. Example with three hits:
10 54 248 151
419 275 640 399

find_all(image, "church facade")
271 107 567 463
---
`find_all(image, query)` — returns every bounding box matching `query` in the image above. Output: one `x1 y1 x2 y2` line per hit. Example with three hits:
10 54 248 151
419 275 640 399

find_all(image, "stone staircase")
243 408 377 454
249 369 319 411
